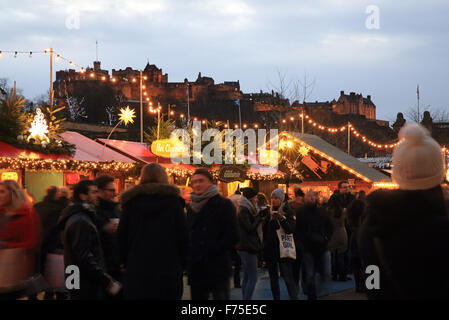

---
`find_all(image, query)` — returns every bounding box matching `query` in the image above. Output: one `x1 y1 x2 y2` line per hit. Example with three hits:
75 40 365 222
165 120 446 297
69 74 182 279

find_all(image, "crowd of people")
1 122 449 300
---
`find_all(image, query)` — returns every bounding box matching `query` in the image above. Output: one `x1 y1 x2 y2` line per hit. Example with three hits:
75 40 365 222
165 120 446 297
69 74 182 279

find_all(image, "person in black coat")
187 168 239 300
296 190 334 300
327 181 355 281
34 186 67 300
347 190 367 292
262 188 297 300
358 123 449 300
235 187 265 300
57 180 120 300
118 163 189 300
94 175 122 298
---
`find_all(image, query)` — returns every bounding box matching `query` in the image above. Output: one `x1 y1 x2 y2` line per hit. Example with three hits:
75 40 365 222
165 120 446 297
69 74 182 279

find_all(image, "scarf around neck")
189 185 219 213
239 196 258 216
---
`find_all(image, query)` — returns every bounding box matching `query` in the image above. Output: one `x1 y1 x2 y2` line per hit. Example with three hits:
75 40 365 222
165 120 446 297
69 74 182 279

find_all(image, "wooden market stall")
0 131 136 202
275 132 392 199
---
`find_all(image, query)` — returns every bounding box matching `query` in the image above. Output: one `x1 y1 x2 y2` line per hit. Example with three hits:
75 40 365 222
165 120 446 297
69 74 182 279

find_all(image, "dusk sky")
1 0 448 122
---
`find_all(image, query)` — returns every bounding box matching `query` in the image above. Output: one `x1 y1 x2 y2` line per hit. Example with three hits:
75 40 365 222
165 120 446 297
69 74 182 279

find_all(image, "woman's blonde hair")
0 180 30 211
139 163 169 184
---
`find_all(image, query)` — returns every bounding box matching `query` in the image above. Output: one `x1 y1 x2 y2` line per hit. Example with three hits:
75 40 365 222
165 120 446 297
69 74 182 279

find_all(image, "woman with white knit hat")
358 123 449 300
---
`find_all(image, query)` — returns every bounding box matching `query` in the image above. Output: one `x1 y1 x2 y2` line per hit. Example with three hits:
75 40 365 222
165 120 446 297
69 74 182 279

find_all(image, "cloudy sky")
1 0 448 122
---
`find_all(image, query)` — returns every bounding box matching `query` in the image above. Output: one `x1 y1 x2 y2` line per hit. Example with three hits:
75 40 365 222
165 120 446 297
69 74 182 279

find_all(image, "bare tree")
105 105 117 126
267 69 292 102
405 104 449 123
268 70 316 105
431 107 449 122
298 71 316 103
65 94 86 121
0 78 9 96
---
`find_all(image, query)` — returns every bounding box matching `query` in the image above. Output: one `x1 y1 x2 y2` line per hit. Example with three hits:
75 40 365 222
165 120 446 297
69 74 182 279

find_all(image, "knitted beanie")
271 188 285 202
392 123 445 190
241 187 258 200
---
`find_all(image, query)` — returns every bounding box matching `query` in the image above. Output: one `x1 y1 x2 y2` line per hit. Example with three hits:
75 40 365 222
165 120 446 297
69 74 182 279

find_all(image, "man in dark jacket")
296 190 334 300
57 180 120 300
34 186 67 300
93 175 122 298
187 168 239 300
235 187 264 300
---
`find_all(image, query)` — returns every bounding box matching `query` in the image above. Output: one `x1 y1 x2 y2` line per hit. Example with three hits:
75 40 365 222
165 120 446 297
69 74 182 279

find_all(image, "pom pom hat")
392 123 445 190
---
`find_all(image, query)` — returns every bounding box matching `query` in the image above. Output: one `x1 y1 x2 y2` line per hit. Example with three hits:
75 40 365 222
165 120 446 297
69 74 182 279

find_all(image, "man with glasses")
94 175 122 299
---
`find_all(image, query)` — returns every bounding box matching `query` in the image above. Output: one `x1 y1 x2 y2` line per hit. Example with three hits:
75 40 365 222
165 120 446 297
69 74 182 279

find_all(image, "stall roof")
96 138 161 163
96 138 175 164
59 131 135 163
285 132 391 183
0 141 70 160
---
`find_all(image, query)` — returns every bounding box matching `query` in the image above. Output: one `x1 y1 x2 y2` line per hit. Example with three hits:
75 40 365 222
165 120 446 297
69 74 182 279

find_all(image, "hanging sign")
218 165 246 183
151 139 184 158
1 172 19 182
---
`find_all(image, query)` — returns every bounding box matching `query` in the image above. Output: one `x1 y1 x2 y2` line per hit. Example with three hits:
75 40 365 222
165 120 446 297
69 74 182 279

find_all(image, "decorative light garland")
372 182 399 189
0 157 136 175
350 125 400 149
279 132 373 183
0 48 423 151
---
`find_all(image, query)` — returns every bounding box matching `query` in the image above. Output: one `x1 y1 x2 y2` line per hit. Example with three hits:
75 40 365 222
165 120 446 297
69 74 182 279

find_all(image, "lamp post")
140 70 143 143
49 48 53 110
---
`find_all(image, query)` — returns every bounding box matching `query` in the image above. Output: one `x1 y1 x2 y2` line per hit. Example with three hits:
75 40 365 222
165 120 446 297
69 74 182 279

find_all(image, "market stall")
275 132 392 199
0 132 136 202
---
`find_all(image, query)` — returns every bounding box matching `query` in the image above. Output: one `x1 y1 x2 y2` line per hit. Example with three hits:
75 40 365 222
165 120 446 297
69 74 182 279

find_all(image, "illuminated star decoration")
299 146 309 157
28 108 50 143
118 106 136 126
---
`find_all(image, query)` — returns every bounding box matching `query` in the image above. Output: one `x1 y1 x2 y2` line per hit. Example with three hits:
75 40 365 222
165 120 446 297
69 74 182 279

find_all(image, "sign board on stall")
1 172 19 182
218 165 247 183
151 139 184 158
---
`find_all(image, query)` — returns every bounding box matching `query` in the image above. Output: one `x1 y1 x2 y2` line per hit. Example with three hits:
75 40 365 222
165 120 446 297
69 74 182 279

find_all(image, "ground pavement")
182 269 365 300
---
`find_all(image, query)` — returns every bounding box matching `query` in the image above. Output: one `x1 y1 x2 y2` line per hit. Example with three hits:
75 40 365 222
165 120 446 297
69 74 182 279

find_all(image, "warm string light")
279 133 372 183
297 113 400 150
373 182 399 189
0 157 137 176
350 126 400 149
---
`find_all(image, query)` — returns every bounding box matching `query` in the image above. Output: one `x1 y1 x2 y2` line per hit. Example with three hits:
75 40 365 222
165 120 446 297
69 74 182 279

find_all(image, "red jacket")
0 204 41 250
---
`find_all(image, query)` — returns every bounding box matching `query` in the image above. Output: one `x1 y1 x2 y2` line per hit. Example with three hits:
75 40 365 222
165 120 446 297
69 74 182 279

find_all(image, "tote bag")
276 221 296 260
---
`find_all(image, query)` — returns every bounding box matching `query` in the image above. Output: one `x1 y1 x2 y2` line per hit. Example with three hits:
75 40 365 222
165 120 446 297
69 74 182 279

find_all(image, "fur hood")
120 183 182 206
238 196 258 216
364 188 447 238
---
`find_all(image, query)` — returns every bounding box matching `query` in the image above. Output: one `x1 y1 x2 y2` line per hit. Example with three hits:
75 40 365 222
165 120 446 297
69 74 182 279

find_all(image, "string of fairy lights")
297 113 401 150
278 132 373 183
0 49 443 153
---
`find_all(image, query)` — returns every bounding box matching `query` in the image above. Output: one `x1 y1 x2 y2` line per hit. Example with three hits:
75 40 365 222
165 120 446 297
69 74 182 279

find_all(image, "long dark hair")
139 163 169 184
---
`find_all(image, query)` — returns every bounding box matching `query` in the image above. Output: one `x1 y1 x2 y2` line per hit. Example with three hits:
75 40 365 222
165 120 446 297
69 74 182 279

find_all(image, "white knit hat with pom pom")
392 123 444 190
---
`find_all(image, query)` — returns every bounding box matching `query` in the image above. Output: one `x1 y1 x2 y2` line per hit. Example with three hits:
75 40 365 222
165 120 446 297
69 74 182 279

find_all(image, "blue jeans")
237 251 258 300
302 250 331 300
